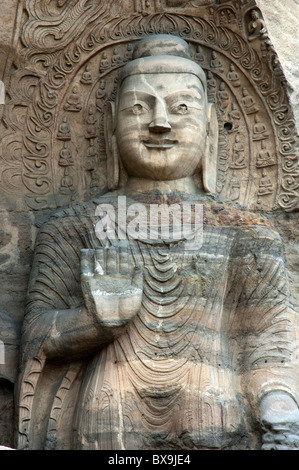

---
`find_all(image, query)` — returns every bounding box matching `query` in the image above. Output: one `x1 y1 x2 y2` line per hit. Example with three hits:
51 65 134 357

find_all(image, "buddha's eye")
175 103 188 114
132 103 144 115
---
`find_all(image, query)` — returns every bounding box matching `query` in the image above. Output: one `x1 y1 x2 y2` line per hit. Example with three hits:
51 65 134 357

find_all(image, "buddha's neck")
123 176 204 197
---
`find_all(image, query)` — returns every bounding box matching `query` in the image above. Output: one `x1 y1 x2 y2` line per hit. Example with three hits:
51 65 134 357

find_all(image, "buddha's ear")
202 102 218 194
104 100 119 190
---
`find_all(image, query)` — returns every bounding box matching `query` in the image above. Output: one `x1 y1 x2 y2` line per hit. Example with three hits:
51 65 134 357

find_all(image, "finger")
95 248 105 275
275 444 294 450
262 432 274 443
281 433 299 447
81 249 94 276
119 243 130 275
132 266 143 290
261 442 277 450
106 246 118 275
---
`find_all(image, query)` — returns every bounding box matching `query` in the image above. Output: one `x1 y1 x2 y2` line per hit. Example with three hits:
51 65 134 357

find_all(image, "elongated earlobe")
104 101 120 190
202 103 218 194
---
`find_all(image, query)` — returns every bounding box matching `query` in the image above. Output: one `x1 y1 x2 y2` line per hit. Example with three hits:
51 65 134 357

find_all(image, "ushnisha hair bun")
118 34 207 91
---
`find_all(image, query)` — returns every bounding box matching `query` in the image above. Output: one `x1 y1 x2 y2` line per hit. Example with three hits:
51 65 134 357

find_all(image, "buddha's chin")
123 148 198 181
130 164 190 181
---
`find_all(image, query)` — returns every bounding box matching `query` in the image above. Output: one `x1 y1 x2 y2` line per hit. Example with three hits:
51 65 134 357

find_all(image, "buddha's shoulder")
37 193 278 242
35 193 123 240
36 200 101 236
203 201 282 249
203 199 272 228
39 194 117 226
202 199 281 242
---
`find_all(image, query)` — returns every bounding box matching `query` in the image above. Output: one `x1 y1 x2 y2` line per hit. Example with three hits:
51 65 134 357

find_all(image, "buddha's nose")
149 101 171 133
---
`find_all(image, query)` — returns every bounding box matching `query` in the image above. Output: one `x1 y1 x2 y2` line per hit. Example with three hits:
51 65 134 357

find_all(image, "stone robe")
16 192 297 450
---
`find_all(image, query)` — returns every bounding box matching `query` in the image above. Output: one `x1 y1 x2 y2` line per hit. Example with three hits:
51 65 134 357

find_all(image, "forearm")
40 306 125 360
241 362 297 416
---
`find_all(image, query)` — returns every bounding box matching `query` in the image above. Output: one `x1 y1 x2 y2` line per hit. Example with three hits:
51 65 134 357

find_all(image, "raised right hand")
80 245 143 330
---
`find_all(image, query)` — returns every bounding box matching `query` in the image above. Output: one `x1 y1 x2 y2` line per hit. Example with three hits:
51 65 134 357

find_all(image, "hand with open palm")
81 245 143 332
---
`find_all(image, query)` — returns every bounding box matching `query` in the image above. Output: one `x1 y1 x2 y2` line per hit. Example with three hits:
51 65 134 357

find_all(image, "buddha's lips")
143 139 178 149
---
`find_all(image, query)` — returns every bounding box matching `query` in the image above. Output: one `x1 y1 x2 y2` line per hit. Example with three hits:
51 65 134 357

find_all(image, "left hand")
260 391 299 450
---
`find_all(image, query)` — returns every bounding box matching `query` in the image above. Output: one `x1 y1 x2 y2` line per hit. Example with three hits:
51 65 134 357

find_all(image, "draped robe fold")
16 193 297 450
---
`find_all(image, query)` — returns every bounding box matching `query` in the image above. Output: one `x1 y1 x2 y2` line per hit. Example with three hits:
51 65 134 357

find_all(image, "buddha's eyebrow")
120 88 202 102
119 90 156 106
165 90 203 105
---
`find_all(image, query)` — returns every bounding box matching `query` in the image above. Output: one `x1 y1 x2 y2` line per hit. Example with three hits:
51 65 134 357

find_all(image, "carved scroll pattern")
0 0 297 211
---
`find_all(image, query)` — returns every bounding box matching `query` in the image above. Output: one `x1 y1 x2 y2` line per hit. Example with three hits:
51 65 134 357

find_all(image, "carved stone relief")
0 0 299 451
0 0 297 212
13 30 299 451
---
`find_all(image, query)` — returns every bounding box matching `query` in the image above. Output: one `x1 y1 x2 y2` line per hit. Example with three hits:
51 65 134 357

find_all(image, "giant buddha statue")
16 35 299 451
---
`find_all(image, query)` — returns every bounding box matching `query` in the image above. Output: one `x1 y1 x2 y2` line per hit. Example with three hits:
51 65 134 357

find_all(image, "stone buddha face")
116 73 207 180
115 72 207 181
105 35 218 192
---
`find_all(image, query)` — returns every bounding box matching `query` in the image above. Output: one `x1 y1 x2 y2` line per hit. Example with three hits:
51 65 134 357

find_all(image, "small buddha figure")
241 87 259 114
90 169 101 190
57 116 71 141
230 132 246 168
60 167 74 195
217 81 229 113
271 55 284 77
210 50 224 73
85 139 97 171
219 10 228 26
207 70 217 102
257 168 274 195
227 63 241 87
125 43 133 61
97 78 106 97
216 171 225 193
256 140 275 168
17 34 299 452
58 142 74 167
85 105 97 140
95 79 107 110
207 6 214 20
248 9 268 42
63 86 82 112
252 115 269 141
80 65 93 84
111 48 122 66
87 138 97 157
227 103 241 132
194 45 204 62
99 51 110 72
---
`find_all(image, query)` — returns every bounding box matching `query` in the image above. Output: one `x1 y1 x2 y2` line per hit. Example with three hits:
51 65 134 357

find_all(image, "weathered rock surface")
0 0 298 449
256 0 299 131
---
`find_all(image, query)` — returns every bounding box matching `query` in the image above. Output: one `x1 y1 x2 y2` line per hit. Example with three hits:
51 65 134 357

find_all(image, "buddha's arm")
44 257 143 360
22 223 142 361
24 283 142 363
239 250 297 403
43 306 129 360
228 226 299 448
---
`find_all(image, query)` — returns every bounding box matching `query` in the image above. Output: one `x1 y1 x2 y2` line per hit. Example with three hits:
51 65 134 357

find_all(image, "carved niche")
0 0 298 212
